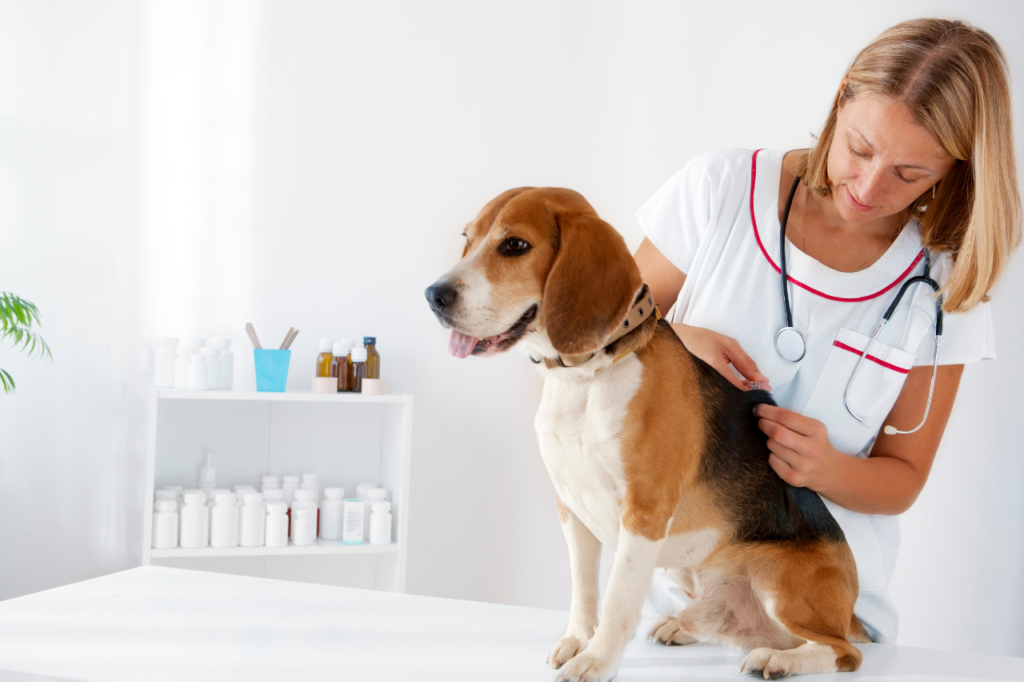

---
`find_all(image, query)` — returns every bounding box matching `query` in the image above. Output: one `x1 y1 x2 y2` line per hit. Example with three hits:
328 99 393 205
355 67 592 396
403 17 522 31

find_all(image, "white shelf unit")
142 387 412 593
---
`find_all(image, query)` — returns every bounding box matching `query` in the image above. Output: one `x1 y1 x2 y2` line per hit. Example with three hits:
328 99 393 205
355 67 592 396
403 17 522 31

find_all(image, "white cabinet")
142 387 412 592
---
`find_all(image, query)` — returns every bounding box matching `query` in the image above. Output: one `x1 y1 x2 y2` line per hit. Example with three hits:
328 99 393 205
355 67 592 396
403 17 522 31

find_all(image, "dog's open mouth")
448 304 538 358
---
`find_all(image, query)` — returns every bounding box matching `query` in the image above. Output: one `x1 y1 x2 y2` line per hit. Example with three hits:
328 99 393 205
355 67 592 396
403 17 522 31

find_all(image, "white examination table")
0 566 1021 681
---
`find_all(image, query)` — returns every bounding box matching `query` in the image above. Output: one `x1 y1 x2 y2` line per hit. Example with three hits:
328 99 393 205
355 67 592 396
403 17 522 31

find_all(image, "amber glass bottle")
363 337 380 379
315 338 333 378
332 340 353 391
350 347 368 392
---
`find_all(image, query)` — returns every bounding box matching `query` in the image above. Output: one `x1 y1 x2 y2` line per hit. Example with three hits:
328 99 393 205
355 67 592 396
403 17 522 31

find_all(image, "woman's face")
827 94 955 226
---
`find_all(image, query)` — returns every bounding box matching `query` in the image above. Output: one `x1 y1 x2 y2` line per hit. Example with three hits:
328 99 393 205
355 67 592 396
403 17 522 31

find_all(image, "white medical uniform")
636 148 995 643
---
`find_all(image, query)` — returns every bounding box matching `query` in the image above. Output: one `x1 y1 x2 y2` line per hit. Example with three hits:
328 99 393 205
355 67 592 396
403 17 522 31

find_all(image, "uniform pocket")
802 328 915 453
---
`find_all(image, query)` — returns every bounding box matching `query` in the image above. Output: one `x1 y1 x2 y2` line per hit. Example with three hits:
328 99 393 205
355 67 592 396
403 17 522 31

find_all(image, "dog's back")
685 332 847 545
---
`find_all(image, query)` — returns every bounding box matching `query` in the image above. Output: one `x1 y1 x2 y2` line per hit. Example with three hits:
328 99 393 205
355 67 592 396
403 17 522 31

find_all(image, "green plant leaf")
0 294 51 365
1 325 51 360
0 368 14 393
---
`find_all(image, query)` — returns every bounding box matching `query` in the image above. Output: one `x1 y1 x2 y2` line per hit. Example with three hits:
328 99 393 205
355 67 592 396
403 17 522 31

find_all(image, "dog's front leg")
555 521 666 682
548 498 601 668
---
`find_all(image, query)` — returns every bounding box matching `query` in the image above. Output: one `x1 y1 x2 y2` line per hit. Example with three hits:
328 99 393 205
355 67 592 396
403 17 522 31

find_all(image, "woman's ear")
542 209 642 355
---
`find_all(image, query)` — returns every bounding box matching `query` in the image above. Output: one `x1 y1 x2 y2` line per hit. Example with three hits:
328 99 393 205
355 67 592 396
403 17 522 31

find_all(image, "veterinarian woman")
634 18 1021 644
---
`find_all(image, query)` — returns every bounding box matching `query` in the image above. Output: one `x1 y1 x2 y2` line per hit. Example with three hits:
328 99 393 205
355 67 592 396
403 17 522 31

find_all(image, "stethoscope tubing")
776 176 944 436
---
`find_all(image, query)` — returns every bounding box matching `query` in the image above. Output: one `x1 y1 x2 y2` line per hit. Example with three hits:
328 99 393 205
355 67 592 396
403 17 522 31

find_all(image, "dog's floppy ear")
543 205 642 355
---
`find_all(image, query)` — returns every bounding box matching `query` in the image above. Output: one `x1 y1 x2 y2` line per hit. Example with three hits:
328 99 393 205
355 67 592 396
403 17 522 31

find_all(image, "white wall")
1 0 1022 658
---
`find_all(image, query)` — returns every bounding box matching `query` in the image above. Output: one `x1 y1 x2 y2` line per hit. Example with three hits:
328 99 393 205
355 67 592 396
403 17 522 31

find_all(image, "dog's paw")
547 635 587 669
740 647 792 679
554 650 617 682
647 615 697 646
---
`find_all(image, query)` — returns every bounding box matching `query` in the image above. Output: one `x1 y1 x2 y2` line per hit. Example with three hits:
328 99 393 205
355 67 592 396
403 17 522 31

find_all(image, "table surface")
0 567 1021 682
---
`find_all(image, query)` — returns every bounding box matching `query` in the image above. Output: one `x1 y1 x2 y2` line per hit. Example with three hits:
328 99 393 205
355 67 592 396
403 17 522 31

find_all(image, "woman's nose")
853 165 887 205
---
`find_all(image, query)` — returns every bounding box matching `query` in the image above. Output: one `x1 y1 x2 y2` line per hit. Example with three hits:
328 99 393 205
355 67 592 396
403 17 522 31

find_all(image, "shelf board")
152 387 409 404
151 540 400 558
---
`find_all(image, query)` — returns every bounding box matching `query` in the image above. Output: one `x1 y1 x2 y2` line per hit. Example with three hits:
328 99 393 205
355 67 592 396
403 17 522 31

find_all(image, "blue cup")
254 349 291 392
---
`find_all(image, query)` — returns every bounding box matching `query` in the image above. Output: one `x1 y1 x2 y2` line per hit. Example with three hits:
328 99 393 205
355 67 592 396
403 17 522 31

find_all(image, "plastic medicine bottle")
369 501 393 545
265 502 289 547
179 491 210 548
160 485 184 510
301 474 319 501
319 488 346 540
154 489 177 503
363 337 380 379
202 346 222 390
291 489 318 539
364 488 388 540
350 347 368 392
152 499 179 549
155 338 178 388
282 476 300 504
213 338 234 390
292 507 316 546
239 492 266 547
198 454 216 502
210 492 239 548
187 353 208 391
342 499 364 545
174 346 191 389
207 488 229 535
316 338 333 378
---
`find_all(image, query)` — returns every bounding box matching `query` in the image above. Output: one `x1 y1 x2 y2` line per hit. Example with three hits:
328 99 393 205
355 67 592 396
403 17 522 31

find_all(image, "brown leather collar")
531 284 660 370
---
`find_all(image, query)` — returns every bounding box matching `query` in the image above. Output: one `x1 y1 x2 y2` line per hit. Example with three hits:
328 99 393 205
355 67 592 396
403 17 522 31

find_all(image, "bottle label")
342 506 364 544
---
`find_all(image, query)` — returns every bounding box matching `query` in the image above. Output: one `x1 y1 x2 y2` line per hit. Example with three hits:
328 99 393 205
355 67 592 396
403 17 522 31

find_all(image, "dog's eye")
499 237 532 256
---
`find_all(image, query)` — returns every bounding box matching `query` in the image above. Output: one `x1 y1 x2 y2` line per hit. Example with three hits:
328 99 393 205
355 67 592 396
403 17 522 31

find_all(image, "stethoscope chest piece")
775 326 806 363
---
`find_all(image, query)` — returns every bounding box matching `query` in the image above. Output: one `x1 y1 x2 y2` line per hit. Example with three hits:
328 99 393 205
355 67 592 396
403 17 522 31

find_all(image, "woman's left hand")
754 404 838 490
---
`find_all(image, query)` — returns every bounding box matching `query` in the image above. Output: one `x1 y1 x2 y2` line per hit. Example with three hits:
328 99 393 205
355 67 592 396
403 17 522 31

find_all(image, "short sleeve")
635 152 717 275
913 252 997 366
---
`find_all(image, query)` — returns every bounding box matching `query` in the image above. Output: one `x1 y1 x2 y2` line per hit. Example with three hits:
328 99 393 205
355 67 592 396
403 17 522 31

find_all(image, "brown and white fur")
425 188 869 680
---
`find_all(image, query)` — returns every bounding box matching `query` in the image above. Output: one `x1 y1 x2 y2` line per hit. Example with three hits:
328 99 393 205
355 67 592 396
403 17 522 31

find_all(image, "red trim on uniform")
833 340 911 374
750 148 925 303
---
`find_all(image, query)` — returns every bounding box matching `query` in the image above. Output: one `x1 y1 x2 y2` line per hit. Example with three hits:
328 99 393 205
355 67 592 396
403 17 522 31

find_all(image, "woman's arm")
756 363 964 514
634 238 770 391
634 238 686 314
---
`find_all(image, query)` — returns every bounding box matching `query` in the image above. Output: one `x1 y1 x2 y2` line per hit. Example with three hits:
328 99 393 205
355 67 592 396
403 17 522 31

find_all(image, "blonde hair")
801 18 1021 312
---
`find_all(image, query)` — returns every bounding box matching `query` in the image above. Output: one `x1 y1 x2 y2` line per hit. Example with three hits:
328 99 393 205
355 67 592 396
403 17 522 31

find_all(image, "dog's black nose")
425 282 458 313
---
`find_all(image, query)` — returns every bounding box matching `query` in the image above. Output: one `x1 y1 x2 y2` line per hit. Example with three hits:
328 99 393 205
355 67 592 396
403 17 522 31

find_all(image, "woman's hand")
754 404 839 490
670 323 771 392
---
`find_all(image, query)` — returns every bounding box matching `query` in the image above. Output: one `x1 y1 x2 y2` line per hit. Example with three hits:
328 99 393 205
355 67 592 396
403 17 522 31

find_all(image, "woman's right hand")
670 323 771 392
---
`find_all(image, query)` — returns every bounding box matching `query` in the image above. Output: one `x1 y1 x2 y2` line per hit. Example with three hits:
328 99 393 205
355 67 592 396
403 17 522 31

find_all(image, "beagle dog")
425 188 869 680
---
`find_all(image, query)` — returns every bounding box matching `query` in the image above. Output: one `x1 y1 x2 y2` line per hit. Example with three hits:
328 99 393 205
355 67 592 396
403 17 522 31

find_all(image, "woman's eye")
849 144 870 159
499 237 532 255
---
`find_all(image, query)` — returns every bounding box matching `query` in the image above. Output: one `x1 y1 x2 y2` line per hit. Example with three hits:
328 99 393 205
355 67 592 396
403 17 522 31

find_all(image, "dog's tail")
848 615 873 643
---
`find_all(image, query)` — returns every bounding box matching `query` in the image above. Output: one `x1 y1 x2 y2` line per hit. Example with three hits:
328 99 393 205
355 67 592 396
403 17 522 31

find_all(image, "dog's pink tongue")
448 330 478 358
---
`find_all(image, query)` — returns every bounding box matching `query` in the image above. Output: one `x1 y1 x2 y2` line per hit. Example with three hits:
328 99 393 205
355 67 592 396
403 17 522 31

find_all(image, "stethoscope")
775 175 943 435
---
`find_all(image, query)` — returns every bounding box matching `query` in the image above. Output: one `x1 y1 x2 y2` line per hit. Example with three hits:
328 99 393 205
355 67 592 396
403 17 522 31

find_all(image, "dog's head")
425 187 641 359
